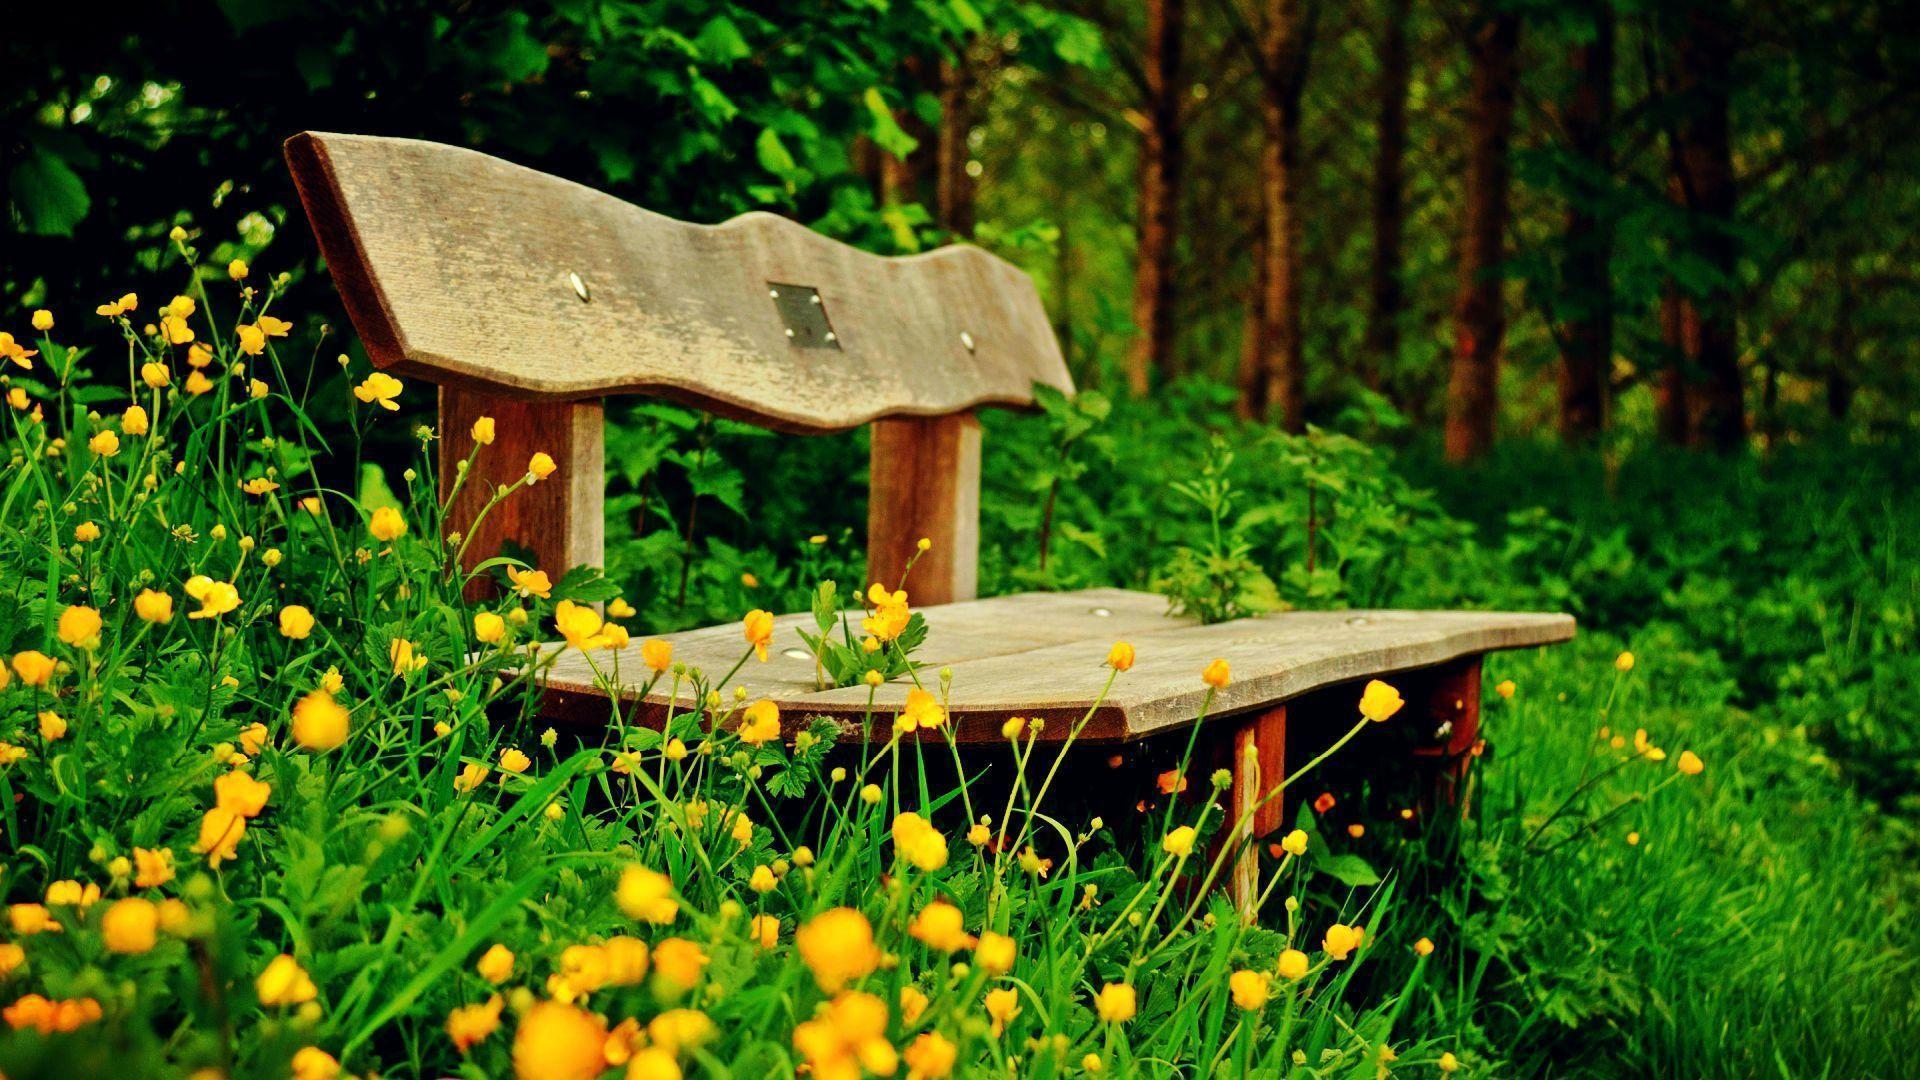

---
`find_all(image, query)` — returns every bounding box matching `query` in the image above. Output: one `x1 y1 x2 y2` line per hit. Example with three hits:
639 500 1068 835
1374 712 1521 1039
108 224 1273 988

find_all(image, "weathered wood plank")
1229 706 1286 920
867 413 981 605
438 387 603 597
538 591 1574 744
285 132 1071 432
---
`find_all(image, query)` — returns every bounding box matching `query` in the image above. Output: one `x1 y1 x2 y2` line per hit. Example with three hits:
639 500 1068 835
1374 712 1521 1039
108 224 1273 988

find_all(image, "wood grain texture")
285 132 1072 432
1229 706 1286 919
867 414 981 605
537 590 1574 744
438 387 603 596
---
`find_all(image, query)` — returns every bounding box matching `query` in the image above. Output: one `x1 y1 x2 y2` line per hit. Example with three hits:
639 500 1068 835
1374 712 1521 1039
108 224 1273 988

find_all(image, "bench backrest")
285 132 1071 603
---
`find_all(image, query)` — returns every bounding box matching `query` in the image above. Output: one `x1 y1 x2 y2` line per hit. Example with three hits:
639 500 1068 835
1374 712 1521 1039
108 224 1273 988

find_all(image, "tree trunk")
1443 8 1521 462
937 54 977 236
1655 283 1694 444
883 56 938 209
1237 222 1269 419
1557 4 1614 440
1127 0 1185 397
1254 0 1314 432
1669 6 1743 449
1365 0 1411 389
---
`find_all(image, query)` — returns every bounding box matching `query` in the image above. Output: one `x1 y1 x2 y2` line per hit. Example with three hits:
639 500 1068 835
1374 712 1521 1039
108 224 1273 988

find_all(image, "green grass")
1 241 1916 1076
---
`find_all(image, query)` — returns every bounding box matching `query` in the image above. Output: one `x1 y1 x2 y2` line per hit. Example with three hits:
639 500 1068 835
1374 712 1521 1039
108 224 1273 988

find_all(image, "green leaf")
755 127 799 180
694 15 752 63
1315 853 1381 887
862 86 920 159
9 148 90 237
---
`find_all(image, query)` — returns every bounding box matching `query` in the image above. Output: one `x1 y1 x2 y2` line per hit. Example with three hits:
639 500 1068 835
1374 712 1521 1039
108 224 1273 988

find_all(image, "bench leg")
1228 705 1287 922
439 386 604 601
1420 655 1483 811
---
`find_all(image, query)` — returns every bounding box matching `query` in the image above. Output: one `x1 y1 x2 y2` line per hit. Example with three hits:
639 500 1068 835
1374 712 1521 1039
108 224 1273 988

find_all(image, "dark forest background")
7 0 1919 457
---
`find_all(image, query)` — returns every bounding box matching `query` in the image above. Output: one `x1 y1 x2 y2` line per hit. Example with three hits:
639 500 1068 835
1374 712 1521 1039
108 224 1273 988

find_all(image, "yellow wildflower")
447 993 504 1053
133 847 175 888
56 605 103 649
507 566 552 598
101 898 159 954
291 690 350 751
908 900 975 952
12 650 56 686
1358 679 1405 722
650 937 707 993
1094 982 1136 1023
737 699 781 745
351 371 403 409
1229 969 1270 1011
617 866 679 925
512 1001 608 1080
256 954 318 1006
1202 658 1231 688
743 608 774 660
974 931 1016 976
278 605 315 639
795 907 881 992
369 505 407 542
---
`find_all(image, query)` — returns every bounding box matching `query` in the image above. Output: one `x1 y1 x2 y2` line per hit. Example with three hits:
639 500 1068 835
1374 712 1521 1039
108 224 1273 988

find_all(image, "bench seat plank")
538 589 1573 744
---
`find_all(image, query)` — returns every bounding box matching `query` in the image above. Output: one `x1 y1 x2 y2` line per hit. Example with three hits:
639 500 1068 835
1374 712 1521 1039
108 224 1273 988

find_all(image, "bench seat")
536 588 1573 743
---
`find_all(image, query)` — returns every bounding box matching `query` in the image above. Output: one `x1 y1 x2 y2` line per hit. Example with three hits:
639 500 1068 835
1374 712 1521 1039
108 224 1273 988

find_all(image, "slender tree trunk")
1443 8 1522 462
1655 282 1694 444
1255 0 1314 432
883 56 938 209
852 135 884 203
1669 6 1743 448
1365 0 1411 388
937 54 977 236
1558 4 1615 440
1238 222 1269 419
1127 0 1186 396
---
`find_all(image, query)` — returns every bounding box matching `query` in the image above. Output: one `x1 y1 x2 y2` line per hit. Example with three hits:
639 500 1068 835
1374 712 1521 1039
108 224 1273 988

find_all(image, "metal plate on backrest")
768 283 839 350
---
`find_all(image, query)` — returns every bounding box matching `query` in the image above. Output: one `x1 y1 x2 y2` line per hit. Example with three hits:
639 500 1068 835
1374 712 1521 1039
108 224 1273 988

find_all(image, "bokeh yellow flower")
101 898 159 954
511 1000 608 1080
617 866 679 924
257 954 318 1006
796 907 880 991
291 690 350 752
1095 982 1136 1022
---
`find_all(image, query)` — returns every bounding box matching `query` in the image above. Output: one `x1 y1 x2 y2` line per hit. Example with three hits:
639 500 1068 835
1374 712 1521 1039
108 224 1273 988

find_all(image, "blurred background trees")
6 0 1920 454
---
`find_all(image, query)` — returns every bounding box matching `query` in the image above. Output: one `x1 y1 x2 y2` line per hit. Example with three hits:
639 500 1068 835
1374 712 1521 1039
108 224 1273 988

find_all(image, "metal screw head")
782 648 811 661
960 331 976 351
568 272 591 303
1089 607 1113 617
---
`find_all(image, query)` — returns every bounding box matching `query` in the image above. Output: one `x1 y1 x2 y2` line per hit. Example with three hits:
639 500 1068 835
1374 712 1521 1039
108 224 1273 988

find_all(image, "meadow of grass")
0 237 1913 1079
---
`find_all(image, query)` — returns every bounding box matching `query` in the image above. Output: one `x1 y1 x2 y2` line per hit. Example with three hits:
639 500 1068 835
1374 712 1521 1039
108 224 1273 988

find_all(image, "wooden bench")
286 131 1574 912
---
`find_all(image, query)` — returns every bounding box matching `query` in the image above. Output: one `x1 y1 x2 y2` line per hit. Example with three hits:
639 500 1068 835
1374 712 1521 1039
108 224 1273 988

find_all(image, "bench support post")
1228 705 1287 922
439 386 604 599
1418 656 1484 810
867 412 980 605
